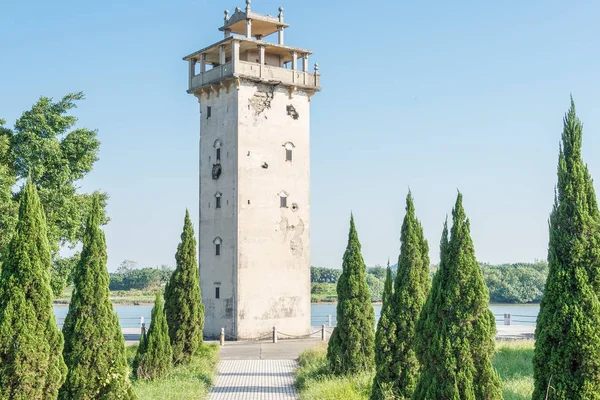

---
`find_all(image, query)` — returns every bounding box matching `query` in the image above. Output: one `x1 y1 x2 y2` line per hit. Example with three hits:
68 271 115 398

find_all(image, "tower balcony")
184 37 321 95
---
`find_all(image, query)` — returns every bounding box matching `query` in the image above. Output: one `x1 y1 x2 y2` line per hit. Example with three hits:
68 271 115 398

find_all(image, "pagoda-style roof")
219 4 289 38
182 37 312 65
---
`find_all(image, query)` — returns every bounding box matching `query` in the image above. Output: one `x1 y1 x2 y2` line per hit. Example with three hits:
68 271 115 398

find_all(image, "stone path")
208 339 321 399
209 359 298 400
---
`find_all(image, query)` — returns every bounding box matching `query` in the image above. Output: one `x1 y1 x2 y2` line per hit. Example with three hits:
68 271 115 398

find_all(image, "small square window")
215 287 220 299
280 196 287 208
207 106 212 119
215 243 221 256
216 196 221 209
286 149 292 162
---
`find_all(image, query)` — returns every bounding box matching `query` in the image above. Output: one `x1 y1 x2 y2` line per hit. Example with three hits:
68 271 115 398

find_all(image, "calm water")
53 303 539 329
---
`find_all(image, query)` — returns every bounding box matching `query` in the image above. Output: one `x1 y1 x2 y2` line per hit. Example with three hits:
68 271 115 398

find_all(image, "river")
53 303 539 329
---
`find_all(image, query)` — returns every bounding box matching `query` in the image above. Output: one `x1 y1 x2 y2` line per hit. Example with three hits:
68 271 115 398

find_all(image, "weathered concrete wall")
236 82 311 339
198 80 311 340
199 89 239 339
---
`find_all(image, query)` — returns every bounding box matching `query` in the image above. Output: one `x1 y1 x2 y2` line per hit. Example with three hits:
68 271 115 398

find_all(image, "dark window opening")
207 106 212 119
216 148 221 162
286 149 292 162
280 196 287 208
215 287 220 299
216 196 221 209
215 243 221 256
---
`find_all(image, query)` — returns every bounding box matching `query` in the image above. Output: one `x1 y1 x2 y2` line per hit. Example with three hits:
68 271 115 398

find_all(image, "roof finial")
224 9 230 22
246 0 251 12
278 6 284 22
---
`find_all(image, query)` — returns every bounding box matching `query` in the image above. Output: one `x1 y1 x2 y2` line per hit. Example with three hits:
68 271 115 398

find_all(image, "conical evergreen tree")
371 261 396 398
373 192 430 399
0 179 67 399
532 98 600 399
326 214 375 375
135 291 173 380
413 193 502 400
59 196 136 399
164 210 204 365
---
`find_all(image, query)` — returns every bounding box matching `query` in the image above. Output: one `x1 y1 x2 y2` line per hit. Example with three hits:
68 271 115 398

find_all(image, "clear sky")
1 0 599 271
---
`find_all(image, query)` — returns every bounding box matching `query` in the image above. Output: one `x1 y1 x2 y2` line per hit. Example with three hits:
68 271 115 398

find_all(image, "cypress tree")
373 192 430 399
326 214 375 375
0 179 67 399
371 262 396 398
135 291 173 380
413 193 502 400
532 98 600 399
164 210 204 365
59 196 136 400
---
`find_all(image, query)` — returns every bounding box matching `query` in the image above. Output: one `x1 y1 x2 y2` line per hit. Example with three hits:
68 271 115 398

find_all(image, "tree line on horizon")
325 98 600 399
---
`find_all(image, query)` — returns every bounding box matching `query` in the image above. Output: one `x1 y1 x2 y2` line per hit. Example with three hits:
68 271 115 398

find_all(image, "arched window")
214 237 222 256
215 192 222 209
283 142 295 162
214 139 223 163
278 190 289 208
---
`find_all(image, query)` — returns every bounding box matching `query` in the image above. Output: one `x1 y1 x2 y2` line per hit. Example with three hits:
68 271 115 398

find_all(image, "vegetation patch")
127 343 219 400
296 341 534 400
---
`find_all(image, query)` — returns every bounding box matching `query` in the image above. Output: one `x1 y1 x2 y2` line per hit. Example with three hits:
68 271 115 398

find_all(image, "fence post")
220 327 225 346
328 314 332 327
140 316 146 337
321 324 326 341
273 326 278 343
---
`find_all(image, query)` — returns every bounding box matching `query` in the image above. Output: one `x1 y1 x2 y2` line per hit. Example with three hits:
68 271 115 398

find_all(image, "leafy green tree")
377 192 430 399
59 196 136 400
0 179 67 399
371 263 396 399
0 120 16 262
164 210 204 365
1 93 107 296
533 98 600 399
326 214 375 375
134 291 173 380
414 194 502 400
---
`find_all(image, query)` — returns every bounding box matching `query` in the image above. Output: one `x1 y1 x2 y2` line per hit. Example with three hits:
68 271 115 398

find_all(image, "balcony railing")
190 60 319 91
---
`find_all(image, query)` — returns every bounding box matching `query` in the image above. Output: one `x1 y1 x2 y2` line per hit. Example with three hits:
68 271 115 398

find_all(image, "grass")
295 340 534 400
54 288 157 305
126 342 220 399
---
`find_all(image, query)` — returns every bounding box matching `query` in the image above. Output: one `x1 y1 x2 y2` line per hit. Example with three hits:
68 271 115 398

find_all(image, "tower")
183 1 321 339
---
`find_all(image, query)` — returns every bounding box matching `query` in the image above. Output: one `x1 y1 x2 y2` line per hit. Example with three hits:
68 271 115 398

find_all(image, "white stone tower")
183 1 321 340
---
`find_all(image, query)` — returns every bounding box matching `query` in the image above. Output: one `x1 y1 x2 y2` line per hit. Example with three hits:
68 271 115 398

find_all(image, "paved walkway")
209 359 298 400
208 339 320 400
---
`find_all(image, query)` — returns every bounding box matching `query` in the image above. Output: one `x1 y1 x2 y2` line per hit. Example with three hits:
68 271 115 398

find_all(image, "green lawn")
126 343 219 399
296 340 534 400
55 288 157 305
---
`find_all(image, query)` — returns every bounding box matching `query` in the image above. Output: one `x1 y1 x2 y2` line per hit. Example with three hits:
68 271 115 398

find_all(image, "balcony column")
302 54 309 84
231 39 240 74
219 45 226 65
200 53 206 73
290 51 297 84
188 58 196 88
277 26 284 45
258 44 265 78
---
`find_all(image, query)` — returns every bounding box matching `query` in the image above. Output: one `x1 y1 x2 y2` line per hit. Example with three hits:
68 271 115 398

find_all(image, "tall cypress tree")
371 262 396 398
326 214 375 375
414 193 501 400
379 192 430 399
0 179 67 399
164 210 204 365
135 291 173 380
532 98 600 399
59 196 136 400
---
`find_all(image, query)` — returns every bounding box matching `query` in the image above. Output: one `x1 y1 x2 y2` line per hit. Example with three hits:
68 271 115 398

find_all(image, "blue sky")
1 0 599 271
